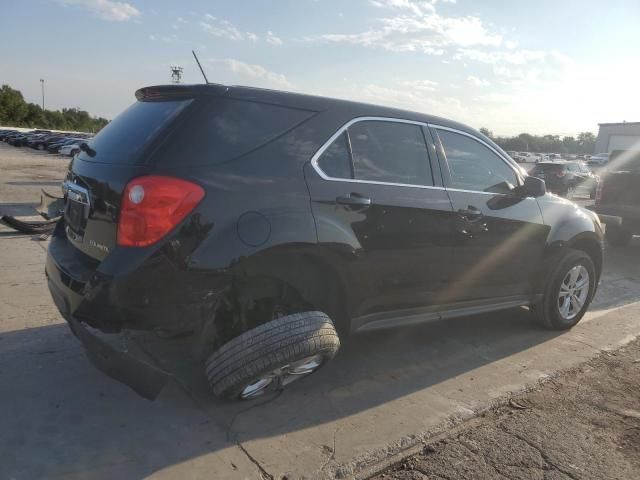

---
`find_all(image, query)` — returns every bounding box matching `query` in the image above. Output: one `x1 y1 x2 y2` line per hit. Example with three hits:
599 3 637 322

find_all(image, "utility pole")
40 78 45 110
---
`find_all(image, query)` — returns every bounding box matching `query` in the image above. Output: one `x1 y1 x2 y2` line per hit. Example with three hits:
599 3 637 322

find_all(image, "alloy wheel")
239 354 324 400
558 265 590 321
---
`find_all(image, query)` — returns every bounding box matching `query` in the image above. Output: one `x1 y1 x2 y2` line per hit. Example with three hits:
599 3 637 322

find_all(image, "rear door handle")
336 193 372 207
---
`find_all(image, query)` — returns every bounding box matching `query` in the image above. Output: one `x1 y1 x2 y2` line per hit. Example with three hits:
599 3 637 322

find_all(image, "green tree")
0 85 28 125
0 84 108 132
479 127 494 139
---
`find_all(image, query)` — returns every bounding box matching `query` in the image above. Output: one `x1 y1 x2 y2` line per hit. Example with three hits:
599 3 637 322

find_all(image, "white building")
594 122 640 154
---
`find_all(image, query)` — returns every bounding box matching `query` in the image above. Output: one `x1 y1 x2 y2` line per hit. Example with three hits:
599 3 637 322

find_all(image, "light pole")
40 78 45 111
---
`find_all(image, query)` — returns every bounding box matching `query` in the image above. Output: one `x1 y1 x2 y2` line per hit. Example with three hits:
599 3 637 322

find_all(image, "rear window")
154 97 315 166
77 99 192 164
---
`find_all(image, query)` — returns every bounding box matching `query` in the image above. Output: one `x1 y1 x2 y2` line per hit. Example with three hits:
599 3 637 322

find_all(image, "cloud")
206 58 293 89
266 31 283 46
314 1 501 54
467 75 490 87
456 48 572 86
401 79 438 91
200 14 244 40
59 0 140 21
246 32 258 41
320 81 471 125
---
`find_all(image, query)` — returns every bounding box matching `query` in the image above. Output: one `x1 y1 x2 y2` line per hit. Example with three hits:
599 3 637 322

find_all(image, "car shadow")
1 308 563 479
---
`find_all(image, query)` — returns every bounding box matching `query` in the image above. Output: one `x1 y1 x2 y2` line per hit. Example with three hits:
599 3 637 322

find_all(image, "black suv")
46 84 604 400
531 161 599 198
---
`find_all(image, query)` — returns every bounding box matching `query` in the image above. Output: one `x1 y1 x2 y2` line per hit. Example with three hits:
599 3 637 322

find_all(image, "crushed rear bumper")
48 275 171 400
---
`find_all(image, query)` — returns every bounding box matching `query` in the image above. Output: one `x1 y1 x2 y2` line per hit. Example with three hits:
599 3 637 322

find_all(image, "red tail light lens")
117 176 205 247
555 170 565 177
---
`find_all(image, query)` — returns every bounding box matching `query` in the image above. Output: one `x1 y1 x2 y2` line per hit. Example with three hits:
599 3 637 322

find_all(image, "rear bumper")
45 221 230 334
48 279 170 399
588 205 640 231
45 222 230 399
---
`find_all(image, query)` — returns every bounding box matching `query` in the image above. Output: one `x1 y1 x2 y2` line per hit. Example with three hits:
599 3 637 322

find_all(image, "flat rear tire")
205 311 340 400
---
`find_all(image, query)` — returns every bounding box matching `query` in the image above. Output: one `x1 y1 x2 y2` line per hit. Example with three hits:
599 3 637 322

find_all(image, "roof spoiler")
135 84 227 101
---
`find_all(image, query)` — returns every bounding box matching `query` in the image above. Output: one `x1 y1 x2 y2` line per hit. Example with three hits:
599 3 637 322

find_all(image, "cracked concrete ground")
1 143 640 479
372 338 640 480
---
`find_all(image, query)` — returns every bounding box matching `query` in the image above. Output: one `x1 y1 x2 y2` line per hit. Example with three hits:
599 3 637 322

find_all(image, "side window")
317 132 352 179
437 129 518 193
348 121 432 186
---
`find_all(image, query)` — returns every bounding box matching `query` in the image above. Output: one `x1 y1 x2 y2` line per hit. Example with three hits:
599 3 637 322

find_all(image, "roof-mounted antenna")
192 50 209 84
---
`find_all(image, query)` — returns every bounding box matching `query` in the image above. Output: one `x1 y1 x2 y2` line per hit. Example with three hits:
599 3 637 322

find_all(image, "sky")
2 0 640 136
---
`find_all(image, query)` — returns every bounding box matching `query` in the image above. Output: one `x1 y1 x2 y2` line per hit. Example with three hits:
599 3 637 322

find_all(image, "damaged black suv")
46 84 604 400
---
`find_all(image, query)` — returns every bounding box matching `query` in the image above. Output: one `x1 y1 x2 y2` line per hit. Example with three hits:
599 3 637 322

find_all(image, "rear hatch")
531 163 564 182
63 84 316 261
599 150 640 205
63 88 197 260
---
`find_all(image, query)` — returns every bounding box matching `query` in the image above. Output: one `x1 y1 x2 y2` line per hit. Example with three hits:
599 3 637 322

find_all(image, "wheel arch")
224 244 351 336
544 231 603 287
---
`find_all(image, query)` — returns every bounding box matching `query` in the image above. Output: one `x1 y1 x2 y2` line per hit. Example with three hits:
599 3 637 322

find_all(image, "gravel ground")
372 338 640 480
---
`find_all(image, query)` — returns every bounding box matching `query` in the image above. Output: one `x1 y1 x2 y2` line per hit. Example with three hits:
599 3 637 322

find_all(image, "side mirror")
521 175 546 197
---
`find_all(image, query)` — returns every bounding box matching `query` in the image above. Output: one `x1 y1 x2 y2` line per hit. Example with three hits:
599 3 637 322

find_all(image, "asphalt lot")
1 143 639 479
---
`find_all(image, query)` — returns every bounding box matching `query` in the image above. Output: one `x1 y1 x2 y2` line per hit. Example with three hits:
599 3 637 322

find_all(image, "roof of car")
135 83 485 140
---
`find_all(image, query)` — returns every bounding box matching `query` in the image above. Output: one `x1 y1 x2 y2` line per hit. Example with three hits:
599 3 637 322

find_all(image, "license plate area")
63 181 91 240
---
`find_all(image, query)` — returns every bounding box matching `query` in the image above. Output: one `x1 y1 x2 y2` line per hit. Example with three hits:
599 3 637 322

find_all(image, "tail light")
117 175 205 247
555 170 565 177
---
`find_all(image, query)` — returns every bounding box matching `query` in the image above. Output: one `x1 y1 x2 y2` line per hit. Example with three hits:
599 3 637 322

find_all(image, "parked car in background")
531 161 599 198
0 129 19 140
7 134 29 146
589 150 640 246
29 134 67 150
58 142 83 156
588 153 609 166
515 152 540 163
47 138 86 154
46 83 604 401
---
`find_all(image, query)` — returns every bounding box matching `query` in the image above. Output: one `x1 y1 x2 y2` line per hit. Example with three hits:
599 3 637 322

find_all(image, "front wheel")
205 311 340 400
531 249 596 330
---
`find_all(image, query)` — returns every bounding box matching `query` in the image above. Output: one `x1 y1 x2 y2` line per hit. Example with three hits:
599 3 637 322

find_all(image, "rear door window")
317 132 353 179
347 121 432 186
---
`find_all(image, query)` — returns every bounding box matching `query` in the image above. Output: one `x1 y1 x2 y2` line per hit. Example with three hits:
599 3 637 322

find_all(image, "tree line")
0 84 109 133
479 128 597 155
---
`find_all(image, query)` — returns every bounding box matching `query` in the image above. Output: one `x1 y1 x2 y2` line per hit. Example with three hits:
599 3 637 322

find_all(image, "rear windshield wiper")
79 142 96 157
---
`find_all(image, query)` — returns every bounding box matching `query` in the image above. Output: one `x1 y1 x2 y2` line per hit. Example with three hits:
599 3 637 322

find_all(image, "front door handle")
457 205 483 219
336 193 372 207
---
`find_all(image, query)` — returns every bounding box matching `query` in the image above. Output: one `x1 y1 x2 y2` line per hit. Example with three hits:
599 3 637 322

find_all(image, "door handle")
336 193 372 207
457 205 483 219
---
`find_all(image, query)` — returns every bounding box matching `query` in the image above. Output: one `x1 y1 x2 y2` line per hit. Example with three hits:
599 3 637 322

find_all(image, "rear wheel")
205 311 340 400
531 249 596 330
606 224 632 247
